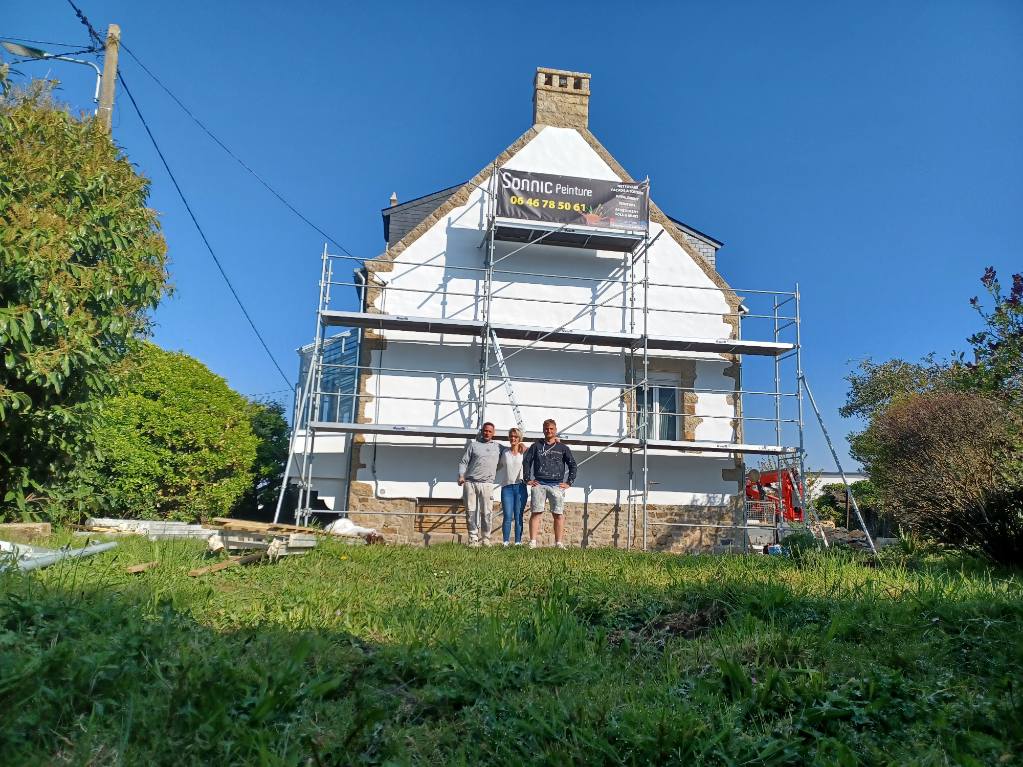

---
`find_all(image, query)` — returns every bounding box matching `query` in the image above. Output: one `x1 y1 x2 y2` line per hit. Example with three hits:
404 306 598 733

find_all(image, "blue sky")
5 0 1022 470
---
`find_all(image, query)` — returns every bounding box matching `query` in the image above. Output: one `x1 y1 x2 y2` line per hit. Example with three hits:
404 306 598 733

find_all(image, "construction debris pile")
0 538 118 573
80 516 381 545
813 521 897 551
0 517 382 574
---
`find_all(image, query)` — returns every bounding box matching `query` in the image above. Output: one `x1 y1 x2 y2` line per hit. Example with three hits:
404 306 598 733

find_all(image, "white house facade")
294 68 798 550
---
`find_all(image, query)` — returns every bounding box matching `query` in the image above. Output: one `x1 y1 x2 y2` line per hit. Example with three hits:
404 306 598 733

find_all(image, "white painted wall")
289 432 349 511
334 126 739 507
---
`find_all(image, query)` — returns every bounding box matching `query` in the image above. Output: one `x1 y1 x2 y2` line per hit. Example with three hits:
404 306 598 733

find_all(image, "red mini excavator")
744 468 804 523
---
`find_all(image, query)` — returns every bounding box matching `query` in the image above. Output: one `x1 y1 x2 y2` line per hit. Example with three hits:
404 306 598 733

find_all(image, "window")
639 384 679 441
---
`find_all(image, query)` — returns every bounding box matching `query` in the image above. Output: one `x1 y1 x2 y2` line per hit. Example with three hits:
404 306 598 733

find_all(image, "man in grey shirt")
457 422 502 546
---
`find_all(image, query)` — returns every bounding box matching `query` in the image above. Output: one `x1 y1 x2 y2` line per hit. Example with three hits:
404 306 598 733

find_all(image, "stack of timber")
82 518 213 540
206 529 317 559
208 518 383 545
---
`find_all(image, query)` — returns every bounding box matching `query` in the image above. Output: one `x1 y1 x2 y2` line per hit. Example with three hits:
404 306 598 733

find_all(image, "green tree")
843 268 1022 472
79 343 257 522
232 399 290 518
0 78 169 517
839 269 1023 562
814 480 891 535
968 267 1022 403
861 390 1022 564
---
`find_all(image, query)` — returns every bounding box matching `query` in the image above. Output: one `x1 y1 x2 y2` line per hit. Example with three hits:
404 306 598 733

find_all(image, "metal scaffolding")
277 177 809 552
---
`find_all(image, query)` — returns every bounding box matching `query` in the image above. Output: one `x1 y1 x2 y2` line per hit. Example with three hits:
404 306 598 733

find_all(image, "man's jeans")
501 483 528 543
529 483 565 515
463 481 494 542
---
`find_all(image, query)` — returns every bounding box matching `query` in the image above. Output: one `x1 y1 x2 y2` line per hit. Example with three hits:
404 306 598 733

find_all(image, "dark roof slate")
380 183 723 256
381 183 463 247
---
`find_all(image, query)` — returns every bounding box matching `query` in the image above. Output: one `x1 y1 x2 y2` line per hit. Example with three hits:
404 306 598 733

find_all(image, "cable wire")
67 0 362 260
5 47 100 66
66 0 293 388
1 36 96 49
65 0 103 45
117 71 294 388
119 44 360 261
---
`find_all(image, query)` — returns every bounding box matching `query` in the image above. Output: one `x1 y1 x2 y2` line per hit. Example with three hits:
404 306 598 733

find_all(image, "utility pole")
98 24 120 132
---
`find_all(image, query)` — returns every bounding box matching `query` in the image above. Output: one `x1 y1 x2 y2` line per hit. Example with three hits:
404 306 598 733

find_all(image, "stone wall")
348 485 744 552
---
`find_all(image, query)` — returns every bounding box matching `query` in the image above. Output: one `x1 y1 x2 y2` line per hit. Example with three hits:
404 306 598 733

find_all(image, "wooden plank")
210 518 330 536
188 551 266 577
126 561 158 574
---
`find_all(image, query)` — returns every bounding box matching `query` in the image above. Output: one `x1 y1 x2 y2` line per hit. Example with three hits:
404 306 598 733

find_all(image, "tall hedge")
81 343 258 522
0 78 169 516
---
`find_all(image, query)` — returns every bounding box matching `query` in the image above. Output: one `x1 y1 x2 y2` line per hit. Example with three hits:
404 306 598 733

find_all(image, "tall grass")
1 537 1020 765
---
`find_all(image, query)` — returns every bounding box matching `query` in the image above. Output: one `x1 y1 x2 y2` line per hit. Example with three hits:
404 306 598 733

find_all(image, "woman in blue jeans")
499 427 528 546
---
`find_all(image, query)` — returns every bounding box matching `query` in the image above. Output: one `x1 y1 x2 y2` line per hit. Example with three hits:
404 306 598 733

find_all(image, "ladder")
489 328 524 430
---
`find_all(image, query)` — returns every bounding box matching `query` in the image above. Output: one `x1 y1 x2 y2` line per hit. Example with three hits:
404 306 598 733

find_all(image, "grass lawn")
1 535 1021 766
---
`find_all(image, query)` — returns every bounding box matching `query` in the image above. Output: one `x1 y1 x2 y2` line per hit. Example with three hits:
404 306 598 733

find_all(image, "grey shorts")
530 483 565 515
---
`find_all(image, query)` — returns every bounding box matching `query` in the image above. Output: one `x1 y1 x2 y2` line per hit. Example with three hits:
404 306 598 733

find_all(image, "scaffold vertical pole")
773 295 783 541
641 181 651 552
794 283 809 523
801 375 878 556
297 245 331 522
298 254 332 525
476 165 497 429
275 245 329 524
622 247 633 549
626 231 638 550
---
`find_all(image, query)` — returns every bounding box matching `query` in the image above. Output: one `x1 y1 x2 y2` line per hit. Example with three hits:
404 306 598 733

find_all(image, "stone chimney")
533 67 590 129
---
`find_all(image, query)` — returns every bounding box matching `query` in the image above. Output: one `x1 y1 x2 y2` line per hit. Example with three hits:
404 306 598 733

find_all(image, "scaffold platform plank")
320 310 793 357
492 219 646 253
308 421 797 456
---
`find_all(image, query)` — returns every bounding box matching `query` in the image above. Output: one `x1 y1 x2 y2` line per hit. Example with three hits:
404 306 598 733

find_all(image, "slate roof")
381 183 723 257
381 184 463 248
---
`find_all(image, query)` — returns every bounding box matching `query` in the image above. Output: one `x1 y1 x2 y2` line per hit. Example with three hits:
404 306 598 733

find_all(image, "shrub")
231 399 290 519
0 79 169 518
76 343 257 522
865 390 1023 565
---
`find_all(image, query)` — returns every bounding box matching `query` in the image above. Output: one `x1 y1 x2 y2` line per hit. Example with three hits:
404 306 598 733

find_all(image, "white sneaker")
502 541 510 547
555 541 567 550
514 541 524 546
468 539 481 548
528 539 538 549
481 538 492 547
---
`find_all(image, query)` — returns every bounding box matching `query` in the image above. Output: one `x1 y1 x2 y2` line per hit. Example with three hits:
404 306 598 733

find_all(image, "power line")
65 0 293 388
243 388 292 399
66 1 364 261
6 47 100 66
119 44 360 261
117 71 294 388
65 0 103 46
1 36 96 49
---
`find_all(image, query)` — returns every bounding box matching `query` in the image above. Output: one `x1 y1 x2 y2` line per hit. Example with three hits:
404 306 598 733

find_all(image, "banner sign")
496 169 649 231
